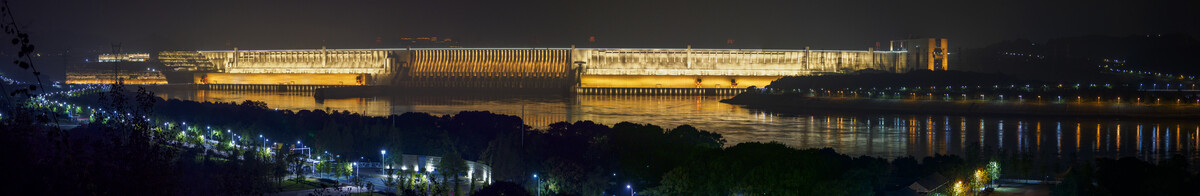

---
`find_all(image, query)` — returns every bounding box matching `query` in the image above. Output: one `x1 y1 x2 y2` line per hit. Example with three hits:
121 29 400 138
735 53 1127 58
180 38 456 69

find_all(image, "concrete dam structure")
151 39 947 94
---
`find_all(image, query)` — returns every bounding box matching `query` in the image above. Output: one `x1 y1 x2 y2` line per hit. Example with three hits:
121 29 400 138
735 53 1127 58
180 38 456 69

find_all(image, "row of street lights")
37 86 454 194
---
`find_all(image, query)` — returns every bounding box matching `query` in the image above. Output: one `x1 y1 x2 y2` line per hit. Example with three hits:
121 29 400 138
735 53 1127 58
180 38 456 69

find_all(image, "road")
270 185 370 196
304 168 395 194
303 167 471 195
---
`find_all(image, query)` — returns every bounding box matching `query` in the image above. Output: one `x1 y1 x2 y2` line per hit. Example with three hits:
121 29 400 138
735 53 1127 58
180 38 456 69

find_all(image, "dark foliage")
1092 157 1198 195
472 181 532 196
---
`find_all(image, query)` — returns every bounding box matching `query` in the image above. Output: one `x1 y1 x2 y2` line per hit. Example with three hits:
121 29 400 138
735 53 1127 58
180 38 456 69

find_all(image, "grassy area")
990 184 1052 196
189 154 229 164
347 192 389 196
279 178 337 192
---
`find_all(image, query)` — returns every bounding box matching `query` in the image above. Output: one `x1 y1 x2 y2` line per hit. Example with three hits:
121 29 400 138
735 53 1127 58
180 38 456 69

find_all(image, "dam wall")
149 45 942 94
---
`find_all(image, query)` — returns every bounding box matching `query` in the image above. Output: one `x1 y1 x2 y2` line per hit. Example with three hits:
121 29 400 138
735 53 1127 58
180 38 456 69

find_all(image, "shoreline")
720 93 1200 119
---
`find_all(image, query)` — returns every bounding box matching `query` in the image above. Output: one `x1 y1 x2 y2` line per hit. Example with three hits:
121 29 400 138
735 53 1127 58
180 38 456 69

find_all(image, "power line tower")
110 43 122 84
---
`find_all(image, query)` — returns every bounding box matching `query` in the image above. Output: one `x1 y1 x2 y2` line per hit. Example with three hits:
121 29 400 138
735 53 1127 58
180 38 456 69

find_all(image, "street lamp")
533 174 540 196
627 184 633 196
381 150 387 169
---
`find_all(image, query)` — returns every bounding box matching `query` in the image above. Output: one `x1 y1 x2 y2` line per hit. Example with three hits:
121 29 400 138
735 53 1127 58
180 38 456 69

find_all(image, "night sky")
7 0 1200 52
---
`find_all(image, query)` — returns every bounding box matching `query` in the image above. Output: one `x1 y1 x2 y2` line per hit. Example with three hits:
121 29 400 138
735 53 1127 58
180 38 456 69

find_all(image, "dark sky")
9 0 1200 52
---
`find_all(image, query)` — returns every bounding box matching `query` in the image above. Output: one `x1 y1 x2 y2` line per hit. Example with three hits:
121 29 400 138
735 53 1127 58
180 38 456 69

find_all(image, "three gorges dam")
73 38 949 96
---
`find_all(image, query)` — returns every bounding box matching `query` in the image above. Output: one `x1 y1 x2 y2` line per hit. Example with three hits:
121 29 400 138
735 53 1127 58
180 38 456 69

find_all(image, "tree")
643 142 881 195
1052 162 1097 196
0 0 53 116
481 131 531 182
472 181 531 196
286 151 306 183
367 182 375 194
986 161 1001 185
270 149 291 188
383 167 399 193
350 174 366 192
648 168 692 195
439 150 469 196
469 168 484 195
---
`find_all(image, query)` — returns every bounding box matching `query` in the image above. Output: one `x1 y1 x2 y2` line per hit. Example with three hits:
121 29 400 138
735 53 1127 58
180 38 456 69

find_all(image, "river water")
154 89 1200 167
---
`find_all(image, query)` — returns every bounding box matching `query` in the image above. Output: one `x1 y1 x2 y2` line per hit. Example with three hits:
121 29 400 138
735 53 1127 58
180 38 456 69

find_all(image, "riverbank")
720 93 1200 118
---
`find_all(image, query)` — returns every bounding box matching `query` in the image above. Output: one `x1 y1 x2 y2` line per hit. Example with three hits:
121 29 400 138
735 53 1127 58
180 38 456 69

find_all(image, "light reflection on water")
155 90 1200 167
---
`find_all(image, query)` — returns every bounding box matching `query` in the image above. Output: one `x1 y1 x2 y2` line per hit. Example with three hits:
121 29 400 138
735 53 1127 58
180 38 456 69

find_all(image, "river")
153 89 1200 168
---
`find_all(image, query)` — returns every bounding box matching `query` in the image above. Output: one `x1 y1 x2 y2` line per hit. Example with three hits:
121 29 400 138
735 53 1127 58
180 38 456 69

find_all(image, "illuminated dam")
148 39 947 94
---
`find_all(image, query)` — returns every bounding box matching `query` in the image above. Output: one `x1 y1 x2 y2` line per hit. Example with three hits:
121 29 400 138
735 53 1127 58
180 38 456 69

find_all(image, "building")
890 38 950 71
66 53 167 84
907 172 948 194
97 53 150 62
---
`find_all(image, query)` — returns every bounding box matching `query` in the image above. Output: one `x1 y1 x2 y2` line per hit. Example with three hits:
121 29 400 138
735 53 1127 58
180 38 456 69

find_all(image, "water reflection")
154 90 1200 167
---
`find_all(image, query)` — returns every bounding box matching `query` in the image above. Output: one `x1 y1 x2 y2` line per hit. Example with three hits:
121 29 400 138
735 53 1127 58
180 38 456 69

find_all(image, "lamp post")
381 150 387 169
533 174 540 196
627 184 633 196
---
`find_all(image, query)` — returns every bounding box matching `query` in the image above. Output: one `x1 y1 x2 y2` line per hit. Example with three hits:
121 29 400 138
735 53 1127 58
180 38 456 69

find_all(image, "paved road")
302 168 460 195
300 168 394 194
270 186 369 196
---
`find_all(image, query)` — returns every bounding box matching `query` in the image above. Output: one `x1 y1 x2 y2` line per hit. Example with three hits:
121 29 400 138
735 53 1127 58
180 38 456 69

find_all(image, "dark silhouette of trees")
472 181 532 196
1090 157 1198 195
439 149 469 196
286 151 307 183
647 143 882 195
